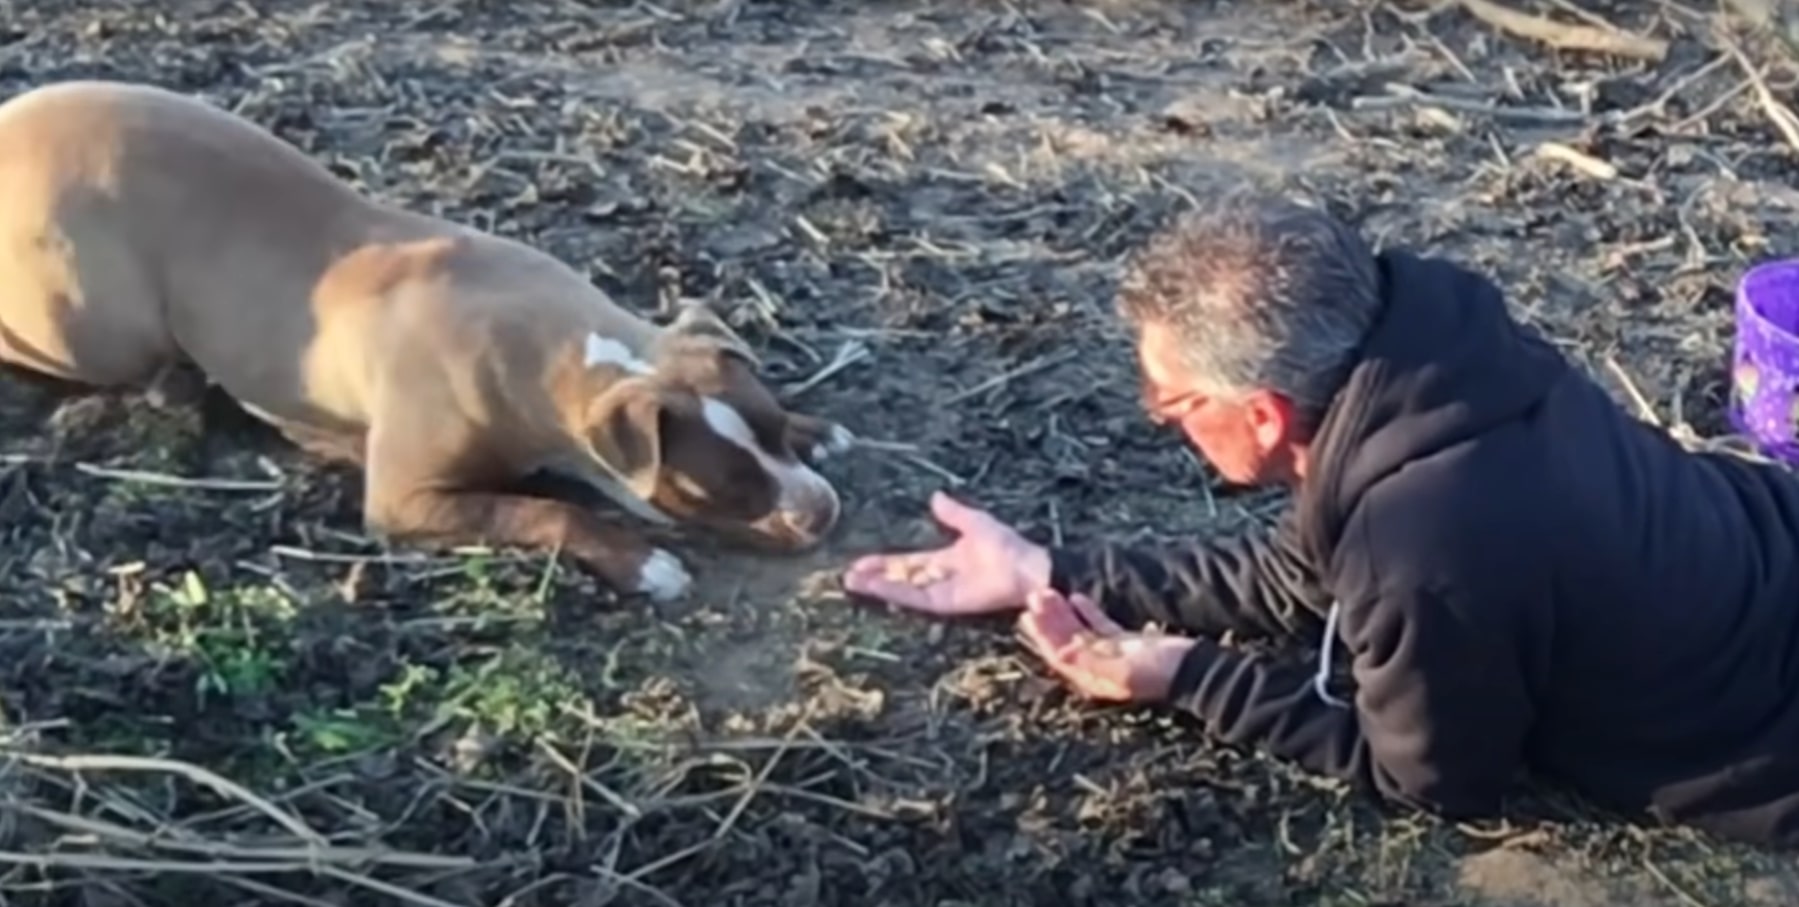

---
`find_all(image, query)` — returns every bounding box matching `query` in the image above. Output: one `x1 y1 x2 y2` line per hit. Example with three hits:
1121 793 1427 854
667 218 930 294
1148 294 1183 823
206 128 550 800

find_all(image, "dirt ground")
5 0 1799 905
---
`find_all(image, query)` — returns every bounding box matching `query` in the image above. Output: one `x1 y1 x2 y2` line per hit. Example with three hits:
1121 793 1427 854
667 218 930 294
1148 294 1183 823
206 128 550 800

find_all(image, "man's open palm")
840 492 1050 616
1017 588 1194 703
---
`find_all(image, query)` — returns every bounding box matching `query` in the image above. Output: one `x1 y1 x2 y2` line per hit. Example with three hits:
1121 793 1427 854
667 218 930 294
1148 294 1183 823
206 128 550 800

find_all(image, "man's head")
1118 190 1383 487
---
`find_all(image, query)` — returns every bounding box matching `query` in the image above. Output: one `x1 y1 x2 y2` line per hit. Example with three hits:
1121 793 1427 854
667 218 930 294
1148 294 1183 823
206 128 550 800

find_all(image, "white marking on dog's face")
634 548 693 602
584 333 655 375
699 396 841 536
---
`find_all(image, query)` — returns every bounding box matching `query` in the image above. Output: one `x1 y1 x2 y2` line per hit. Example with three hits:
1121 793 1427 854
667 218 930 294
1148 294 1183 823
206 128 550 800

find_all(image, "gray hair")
1115 190 1382 427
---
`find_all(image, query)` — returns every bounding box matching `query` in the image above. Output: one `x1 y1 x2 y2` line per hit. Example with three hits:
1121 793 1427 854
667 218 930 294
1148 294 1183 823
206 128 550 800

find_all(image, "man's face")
1136 321 1302 487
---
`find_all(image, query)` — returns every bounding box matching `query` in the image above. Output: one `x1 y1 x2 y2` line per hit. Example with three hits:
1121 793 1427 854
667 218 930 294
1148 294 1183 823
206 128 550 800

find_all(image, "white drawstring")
1314 601 1350 708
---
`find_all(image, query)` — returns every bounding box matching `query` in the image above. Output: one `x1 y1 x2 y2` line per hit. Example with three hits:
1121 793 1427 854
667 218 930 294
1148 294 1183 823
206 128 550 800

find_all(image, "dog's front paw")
788 415 857 464
633 548 694 602
144 363 209 411
814 423 857 461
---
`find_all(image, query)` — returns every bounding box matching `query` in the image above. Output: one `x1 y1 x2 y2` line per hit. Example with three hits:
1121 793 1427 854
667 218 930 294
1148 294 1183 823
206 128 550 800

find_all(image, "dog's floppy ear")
669 301 761 369
584 378 668 501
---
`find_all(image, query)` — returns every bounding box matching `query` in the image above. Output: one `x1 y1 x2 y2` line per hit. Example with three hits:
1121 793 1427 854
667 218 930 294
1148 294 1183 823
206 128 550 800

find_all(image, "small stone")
1157 868 1192 894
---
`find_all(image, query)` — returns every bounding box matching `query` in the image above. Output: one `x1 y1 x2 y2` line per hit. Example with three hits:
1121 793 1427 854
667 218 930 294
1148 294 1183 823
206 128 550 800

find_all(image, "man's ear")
1246 390 1298 451
585 379 668 501
668 301 762 369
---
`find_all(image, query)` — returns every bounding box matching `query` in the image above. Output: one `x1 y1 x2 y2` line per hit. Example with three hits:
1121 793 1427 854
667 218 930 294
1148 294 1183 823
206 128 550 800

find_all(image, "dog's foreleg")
364 486 694 602
359 391 693 602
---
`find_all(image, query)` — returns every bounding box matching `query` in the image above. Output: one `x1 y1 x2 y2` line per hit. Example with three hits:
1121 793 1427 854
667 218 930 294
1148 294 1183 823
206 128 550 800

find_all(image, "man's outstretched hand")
1016 587 1195 703
841 494 1195 703
840 491 1052 616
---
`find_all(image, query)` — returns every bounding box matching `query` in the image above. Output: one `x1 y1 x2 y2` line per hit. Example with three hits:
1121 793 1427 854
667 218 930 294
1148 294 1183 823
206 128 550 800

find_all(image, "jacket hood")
1295 249 1571 562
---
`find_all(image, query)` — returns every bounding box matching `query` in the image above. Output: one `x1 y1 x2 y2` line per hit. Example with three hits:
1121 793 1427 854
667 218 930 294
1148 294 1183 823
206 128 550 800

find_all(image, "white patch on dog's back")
700 397 839 516
583 333 654 374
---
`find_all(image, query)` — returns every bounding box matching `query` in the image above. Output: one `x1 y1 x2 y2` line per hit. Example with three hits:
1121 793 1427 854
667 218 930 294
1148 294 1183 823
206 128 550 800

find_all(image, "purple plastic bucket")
1731 258 1799 466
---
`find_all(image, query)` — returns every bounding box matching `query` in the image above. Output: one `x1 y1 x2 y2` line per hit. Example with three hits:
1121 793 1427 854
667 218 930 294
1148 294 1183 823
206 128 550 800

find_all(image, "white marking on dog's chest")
583 333 654 375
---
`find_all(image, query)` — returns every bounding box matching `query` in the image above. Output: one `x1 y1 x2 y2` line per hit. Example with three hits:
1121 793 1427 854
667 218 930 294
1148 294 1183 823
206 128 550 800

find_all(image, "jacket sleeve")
1044 507 1332 640
1166 574 1536 819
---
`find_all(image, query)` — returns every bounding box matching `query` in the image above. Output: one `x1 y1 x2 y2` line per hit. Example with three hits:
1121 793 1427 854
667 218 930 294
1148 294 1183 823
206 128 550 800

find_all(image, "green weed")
138 571 298 705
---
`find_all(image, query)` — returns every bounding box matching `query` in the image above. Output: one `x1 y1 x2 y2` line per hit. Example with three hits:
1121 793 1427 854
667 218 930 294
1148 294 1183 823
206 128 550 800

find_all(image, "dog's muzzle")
749 479 841 551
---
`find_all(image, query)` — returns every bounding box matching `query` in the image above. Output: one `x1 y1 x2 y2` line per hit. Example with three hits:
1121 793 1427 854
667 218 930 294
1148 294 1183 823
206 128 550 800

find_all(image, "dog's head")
576 302 844 551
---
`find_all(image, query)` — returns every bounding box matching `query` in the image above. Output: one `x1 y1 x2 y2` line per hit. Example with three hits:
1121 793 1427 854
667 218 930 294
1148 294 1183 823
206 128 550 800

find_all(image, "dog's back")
0 80 413 389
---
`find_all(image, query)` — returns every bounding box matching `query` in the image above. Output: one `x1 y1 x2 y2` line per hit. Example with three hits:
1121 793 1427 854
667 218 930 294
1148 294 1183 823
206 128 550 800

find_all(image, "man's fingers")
1037 638 1129 701
841 556 893 593
1021 622 1085 679
1015 612 1136 702
843 554 888 580
1017 607 1059 658
929 491 989 534
1067 593 1124 636
1061 642 1135 700
1023 590 1087 647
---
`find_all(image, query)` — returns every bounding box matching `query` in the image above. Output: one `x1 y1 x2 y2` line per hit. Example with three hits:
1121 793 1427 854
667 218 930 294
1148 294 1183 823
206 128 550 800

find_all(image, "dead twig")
615 711 811 886
1353 84 1589 125
315 865 474 907
72 462 283 493
1614 52 1732 124
535 739 643 820
1458 0 1669 61
944 351 1079 406
0 852 313 875
7 802 476 871
848 438 921 453
1534 141 1619 180
216 875 342 907
0 752 326 845
0 849 479 907
1603 355 1664 428
1641 856 1713 907
1720 0 1799 60
1716 23 1799 155
781 339 872 399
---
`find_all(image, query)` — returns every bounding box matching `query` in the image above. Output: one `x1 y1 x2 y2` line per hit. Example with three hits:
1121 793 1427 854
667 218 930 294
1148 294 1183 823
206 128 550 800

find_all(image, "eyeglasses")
1139 375 1208 425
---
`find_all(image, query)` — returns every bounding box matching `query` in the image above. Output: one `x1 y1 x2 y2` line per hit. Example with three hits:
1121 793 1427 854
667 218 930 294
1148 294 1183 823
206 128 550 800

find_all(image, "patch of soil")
3 1 1798 906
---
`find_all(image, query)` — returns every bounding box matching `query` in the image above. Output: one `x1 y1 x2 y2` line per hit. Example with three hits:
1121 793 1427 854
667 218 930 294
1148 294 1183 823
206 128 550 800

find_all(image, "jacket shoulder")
1329 436 1556 609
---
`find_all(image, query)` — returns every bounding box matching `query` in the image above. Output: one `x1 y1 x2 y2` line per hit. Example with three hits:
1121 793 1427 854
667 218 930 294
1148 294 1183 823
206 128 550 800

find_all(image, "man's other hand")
1017 588 1195 702
840 491 1052 616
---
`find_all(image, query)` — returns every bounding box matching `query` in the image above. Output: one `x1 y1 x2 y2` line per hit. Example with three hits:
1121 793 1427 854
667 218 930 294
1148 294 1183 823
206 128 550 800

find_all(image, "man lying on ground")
840 190 1799 848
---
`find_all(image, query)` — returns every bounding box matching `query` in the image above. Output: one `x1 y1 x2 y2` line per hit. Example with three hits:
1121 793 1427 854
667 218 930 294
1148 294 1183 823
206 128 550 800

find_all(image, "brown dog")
0 79 857 601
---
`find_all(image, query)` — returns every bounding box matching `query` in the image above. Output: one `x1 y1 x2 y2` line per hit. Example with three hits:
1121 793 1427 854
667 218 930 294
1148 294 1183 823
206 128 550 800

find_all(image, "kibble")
883 559 948 586
1085 638 1122 658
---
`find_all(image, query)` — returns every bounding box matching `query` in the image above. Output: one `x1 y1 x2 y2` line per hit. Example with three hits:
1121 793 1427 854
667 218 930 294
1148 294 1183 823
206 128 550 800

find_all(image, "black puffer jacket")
1049 249 1799 846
